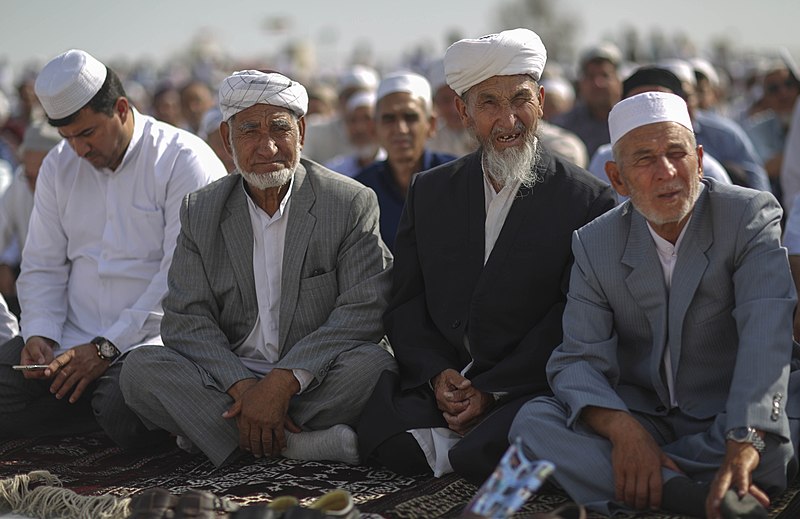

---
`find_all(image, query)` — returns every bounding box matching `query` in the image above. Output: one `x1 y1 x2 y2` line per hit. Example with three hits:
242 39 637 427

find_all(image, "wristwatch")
92 336 121 362
725 427 766 455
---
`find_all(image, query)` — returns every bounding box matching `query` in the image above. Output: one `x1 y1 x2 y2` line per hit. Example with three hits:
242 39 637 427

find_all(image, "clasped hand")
20 336 110 404
432 368 494 436
223 369 301 458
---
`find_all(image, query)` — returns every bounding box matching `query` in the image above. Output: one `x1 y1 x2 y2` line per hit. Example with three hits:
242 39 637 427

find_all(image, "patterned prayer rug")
1 433 799 518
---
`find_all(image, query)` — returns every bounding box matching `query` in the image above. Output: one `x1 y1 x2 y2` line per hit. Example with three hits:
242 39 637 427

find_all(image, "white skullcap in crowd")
345 90 376 113
376 72 432 112
339 65 379 94
540 77 575 103
198 107 224 141
608 92 693 146
443 28 547 96
218 70 308 122
35 49 107 120
658 59 697 87
20 122 62 154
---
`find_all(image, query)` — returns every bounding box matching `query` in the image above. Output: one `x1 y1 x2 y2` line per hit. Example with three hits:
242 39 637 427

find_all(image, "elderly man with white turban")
511 92 800 518
0 49 225 447
357 28 616 484
120 70 397 468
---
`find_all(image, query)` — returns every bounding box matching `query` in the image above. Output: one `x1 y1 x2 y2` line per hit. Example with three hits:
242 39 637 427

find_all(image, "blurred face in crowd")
222 104 304 191
433 84 464 131
763 68 800 117
457 74 543 188
580 58 622 113
345 104 378 158
152 87 183 127
375 92 434 166
181 82 214 131
22 149 49 192
607 121 703 241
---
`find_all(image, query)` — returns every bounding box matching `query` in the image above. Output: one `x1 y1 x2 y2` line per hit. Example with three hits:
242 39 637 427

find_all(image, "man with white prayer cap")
354 71 456 251
303 65 381 164
357 28 615 484
120 69 397 467
324 90 387 178
0 49 225 447
512 91 800 518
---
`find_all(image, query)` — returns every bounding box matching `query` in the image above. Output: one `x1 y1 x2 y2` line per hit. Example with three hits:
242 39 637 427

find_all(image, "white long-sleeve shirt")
18 109 226 354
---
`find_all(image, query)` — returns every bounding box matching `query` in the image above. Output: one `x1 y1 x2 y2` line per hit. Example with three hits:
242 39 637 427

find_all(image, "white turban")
443 28 547 96
608 92 693 146
376 72 432 112
35 49 107 120
218 70 308 122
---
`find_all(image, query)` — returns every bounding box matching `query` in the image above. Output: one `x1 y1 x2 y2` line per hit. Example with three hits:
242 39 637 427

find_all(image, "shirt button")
655 405 666 413
450 320 461 329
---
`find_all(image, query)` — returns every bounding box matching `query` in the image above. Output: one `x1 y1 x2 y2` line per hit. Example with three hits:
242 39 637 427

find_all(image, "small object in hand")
12 364 50 370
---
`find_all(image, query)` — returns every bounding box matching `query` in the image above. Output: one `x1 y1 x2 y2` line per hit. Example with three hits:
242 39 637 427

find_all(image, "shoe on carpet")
233 495 300 518
128 487 178 519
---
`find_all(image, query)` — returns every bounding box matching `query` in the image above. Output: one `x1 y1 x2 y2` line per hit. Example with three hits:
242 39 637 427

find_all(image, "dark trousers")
0 336 151 447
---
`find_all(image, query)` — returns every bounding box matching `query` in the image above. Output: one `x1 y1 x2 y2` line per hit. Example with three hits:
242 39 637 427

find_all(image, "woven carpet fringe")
0 470 130 518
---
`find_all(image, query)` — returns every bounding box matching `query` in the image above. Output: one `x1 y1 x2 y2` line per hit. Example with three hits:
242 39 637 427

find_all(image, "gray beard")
479 126 542 190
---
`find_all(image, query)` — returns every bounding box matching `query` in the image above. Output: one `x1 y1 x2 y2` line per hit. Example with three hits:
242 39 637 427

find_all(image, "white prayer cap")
19 122 62 154
689 57 720 88
345 90 376 113
34 49 107 120
658 59 696 87
540 77 575 103
608 92 693 146
579 42 622 70
376 72 432 112
198 107 223 140
218 70 308 122
338 65 379 94
443 28 547 96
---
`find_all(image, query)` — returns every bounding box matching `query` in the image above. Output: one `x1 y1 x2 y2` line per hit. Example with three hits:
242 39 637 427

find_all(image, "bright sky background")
3 0 799 75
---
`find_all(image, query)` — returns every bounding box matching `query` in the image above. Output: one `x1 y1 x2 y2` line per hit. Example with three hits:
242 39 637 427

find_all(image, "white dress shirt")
235 179 314 391
18 109 226 354
647 218 691 408
410 166 523 477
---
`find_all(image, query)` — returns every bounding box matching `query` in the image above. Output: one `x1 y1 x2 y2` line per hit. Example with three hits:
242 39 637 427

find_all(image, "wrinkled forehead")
616 121 694 152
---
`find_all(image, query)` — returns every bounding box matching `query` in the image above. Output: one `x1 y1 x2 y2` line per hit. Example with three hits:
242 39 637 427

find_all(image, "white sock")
282 424 360 465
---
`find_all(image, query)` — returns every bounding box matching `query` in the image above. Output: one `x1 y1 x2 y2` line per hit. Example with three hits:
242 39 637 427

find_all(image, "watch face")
100 341 117 358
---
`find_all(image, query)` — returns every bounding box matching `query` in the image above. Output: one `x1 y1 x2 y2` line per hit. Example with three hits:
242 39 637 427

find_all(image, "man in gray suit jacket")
120 70 396 467
511 92 799 519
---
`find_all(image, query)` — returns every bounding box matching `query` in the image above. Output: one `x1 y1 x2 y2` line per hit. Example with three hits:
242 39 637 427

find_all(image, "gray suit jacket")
160 159 392 392
548 178 797 441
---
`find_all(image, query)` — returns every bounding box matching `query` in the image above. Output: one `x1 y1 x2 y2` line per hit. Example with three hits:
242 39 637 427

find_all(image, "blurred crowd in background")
0 0 798 315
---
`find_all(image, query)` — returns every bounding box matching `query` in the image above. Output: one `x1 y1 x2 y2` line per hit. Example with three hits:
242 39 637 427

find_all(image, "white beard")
232 141 300 190
478 122 541 189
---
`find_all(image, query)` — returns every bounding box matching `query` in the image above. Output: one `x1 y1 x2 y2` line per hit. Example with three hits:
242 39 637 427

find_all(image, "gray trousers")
510 395 796 515
0 336 150 447
120 344 397 467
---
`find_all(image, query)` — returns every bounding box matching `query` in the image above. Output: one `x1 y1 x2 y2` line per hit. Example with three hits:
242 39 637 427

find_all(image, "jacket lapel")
279 163 315 351
666 186 711 380
622 205 671 406
221 179 258 321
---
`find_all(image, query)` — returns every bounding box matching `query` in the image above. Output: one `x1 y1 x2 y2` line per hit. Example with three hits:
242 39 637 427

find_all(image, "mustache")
490 121 528 138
